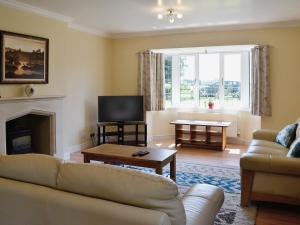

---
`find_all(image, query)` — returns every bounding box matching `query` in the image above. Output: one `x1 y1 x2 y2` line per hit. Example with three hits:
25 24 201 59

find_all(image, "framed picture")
0 31 49 84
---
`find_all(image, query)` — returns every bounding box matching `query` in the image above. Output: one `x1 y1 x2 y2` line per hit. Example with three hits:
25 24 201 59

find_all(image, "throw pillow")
296 119 300 139
287 138 300 157
276 123 298 148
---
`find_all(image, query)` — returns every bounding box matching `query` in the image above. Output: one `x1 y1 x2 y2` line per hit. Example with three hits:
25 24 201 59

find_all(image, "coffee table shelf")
179 129 222 136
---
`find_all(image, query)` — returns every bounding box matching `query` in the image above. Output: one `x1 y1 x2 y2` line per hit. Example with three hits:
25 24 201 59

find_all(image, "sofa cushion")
247 146 288 156
252 129 278 142
275 123 298 148
250 140 286 150
0 177 172 225
287 138 300 158
57 162 186 225
0 154 61 188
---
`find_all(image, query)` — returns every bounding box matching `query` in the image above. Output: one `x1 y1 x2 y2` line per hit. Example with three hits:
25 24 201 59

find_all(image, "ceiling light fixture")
157 8 183 23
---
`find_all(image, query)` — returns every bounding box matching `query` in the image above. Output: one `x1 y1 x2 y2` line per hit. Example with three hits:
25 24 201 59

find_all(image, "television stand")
97 121 147 147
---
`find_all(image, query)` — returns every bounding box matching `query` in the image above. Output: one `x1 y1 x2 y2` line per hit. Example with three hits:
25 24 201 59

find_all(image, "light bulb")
177 13 183 19
157 14 163 20
169 17 175 23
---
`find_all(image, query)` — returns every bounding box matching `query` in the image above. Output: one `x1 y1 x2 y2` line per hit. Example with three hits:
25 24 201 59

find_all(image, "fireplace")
0 95 65 158
6 114 53 155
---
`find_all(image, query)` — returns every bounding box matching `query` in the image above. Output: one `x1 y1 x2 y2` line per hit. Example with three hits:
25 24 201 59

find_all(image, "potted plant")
208 99 214 109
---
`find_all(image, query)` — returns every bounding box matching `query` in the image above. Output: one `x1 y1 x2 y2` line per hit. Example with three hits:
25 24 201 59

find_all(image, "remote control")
132 150 149 157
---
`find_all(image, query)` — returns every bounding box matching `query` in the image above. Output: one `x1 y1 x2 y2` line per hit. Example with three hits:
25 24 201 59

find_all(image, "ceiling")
3 0 300 37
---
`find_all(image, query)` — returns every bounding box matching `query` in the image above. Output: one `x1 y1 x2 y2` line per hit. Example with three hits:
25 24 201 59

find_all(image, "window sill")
165 106 250 114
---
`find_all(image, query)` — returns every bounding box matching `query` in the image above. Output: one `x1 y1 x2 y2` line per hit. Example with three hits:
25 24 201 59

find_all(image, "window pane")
164 56 172 106
180 55 195 105
224 54 241 107
199 54 220 109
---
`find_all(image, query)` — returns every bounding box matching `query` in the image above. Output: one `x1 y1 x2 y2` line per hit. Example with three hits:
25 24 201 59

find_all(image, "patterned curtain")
251 45 272 116
138 50 165 111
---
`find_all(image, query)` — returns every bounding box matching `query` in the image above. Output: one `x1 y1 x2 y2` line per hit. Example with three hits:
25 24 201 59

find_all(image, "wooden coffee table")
81 144 177 181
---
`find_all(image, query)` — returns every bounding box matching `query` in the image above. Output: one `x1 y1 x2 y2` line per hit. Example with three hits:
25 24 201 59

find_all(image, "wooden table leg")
97 126 100 145
144 124 147 146
156 167 163 175
222 127 227 151
83 154 90 163
170 155 176 182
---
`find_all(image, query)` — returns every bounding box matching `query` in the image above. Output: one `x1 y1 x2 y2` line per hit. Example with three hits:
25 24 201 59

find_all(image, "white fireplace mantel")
0 95 65 103
0 95 65 158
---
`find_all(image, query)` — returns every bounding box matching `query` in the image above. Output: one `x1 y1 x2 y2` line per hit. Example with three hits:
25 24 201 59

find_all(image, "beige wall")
112 27 300 131
64 29 112 150
0 5 113 153
1 3 300 149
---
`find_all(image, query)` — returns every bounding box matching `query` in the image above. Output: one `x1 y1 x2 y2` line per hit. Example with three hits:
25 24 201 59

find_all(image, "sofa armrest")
240 153 300 176
182 184 224 225
252 129 279 142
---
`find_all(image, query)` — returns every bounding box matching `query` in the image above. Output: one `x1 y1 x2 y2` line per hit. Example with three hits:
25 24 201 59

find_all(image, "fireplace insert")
6 129 33 155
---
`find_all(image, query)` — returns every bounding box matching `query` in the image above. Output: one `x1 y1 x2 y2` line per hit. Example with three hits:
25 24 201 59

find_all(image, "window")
180 55 195 105
199 53 220 108
163 46 251 110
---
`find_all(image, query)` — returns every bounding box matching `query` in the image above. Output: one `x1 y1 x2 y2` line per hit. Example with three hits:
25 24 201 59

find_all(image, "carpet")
127 162 257 225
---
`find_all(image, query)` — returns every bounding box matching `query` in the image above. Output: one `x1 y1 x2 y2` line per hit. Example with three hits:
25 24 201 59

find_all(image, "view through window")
163 46 251 110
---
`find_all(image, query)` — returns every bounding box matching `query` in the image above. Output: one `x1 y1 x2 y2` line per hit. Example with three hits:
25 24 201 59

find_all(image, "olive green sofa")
240 120 300 206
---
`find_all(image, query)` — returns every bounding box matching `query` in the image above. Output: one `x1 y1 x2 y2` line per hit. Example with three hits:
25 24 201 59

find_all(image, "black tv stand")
97 121 147 147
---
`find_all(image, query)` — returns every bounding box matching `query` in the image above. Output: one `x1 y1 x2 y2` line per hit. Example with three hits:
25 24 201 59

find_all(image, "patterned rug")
127 162 257 225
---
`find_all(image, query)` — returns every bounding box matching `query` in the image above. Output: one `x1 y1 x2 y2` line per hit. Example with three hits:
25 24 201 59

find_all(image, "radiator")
226 119 238 137
177 112 239 137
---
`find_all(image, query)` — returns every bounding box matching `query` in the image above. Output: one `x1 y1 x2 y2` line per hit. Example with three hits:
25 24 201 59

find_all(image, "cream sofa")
240 120 300 206
0 154 224 225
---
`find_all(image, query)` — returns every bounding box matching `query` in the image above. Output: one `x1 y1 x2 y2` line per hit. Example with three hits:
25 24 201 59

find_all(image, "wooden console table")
170 120 231 151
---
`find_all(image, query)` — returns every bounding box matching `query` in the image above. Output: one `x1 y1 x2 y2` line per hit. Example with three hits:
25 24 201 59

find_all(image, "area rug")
127 162 257 225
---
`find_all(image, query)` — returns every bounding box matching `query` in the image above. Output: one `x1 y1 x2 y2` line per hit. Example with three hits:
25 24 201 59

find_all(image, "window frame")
164 50 251 111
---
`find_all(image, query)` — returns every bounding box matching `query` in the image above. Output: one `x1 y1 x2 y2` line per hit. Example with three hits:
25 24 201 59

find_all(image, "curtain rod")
135 45 273 55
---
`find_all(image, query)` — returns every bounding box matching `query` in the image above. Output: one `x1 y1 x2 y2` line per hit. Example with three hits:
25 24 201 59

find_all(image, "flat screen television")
98 96 144 123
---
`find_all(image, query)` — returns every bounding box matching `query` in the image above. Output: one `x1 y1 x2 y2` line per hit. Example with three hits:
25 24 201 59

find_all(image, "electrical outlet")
237 128 241 137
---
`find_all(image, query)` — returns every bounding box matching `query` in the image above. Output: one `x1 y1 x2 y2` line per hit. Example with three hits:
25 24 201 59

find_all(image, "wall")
2 3 299 149
64 29 112 151
0 5 113 154
112 27 300 136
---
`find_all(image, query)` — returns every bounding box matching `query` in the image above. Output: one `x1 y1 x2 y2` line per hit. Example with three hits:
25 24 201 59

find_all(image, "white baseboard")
63 141 93 160
149 134 250 145
227 137 250 145
147 135 153 143
151 134 175 141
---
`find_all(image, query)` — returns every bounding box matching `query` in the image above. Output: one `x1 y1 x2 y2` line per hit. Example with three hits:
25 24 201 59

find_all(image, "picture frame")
0 31 49 84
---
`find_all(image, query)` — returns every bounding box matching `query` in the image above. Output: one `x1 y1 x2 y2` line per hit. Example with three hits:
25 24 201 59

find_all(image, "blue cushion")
276 123 298 148
288 139 300 157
